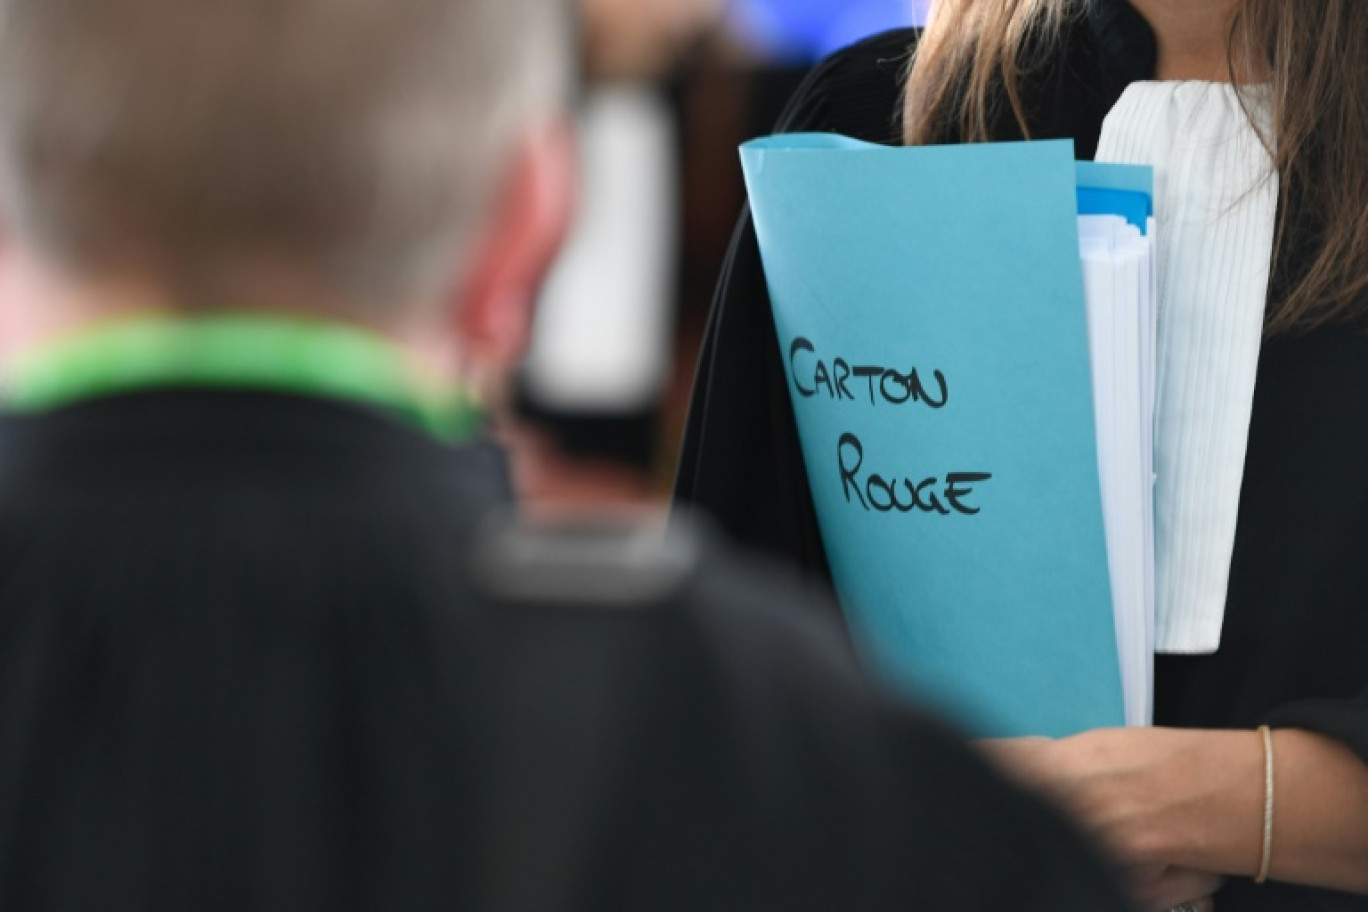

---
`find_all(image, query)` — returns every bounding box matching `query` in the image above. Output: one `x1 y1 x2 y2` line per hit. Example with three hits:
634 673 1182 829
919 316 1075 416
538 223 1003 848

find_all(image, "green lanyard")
4 313 483 443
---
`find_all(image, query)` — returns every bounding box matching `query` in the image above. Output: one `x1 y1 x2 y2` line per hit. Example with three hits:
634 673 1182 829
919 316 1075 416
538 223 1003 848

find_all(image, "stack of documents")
741 135 1155 737
1078 206 1156 728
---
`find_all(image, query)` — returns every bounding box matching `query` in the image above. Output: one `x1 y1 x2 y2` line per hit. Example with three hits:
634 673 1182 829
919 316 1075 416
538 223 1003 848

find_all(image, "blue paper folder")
741 134 1146 737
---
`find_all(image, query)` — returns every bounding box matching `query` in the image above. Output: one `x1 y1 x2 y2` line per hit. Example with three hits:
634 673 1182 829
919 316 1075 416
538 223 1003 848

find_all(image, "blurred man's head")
0 0 574 373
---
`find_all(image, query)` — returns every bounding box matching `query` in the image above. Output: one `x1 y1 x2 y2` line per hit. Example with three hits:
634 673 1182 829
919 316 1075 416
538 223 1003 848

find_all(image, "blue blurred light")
728 0 929 63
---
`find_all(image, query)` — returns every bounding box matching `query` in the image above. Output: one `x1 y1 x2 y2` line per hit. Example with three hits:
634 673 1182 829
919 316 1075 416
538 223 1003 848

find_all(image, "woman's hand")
984 727 1368 896
1129 865 1223 912
984 728 1263 870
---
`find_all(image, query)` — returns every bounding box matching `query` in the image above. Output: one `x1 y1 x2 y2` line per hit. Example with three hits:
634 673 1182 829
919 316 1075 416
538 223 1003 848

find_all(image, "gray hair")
0 0 571 316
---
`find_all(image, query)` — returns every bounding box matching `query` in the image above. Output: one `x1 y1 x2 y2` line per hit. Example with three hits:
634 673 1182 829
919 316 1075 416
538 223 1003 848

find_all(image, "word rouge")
837 433 992 516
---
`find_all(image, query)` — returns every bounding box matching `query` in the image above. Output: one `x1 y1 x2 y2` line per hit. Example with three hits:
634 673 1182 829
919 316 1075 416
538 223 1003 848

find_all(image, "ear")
0 239 66 363
454 118 577 372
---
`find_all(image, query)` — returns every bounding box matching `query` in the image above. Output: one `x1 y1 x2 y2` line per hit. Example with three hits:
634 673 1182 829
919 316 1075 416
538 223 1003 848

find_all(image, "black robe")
675 9 1368 910
0 387 1132 911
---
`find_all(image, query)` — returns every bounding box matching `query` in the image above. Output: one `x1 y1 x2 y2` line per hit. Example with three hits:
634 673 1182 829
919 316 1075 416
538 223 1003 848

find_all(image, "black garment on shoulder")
0 389 1131 911
674 10 1368 911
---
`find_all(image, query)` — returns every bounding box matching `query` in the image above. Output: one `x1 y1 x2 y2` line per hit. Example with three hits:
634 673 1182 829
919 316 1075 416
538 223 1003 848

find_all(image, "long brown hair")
904 0 1368 334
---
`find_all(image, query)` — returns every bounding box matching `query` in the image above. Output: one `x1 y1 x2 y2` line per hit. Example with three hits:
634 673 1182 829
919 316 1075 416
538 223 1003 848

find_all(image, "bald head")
0 0 570 318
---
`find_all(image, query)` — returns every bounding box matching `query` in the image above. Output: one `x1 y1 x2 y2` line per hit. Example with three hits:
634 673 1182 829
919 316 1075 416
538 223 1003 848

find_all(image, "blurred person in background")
0 0 1139 909
509 0 725 507
518 0 929 509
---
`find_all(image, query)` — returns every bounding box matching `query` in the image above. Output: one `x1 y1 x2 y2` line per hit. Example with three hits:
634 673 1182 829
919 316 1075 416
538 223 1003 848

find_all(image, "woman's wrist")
1144 728 1265 876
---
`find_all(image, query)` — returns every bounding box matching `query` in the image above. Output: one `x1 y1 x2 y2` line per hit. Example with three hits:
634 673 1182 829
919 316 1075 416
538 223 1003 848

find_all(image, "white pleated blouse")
1096 82 1278 655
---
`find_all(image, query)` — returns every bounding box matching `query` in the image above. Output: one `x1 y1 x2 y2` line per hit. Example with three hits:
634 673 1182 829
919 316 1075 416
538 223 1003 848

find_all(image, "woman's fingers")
1165 901 1215 912
1130 866 1224 912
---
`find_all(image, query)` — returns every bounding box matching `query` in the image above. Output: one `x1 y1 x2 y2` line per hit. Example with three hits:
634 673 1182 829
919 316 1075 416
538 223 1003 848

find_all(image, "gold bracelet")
1255 725 1275 884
